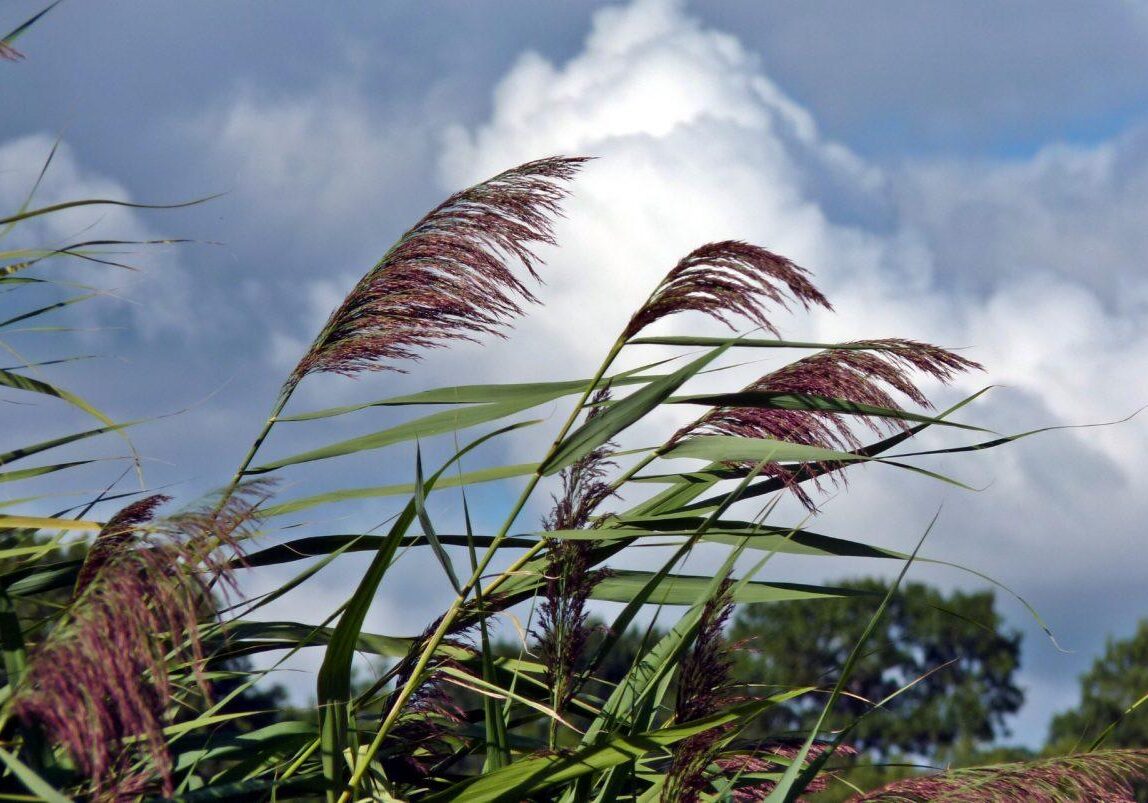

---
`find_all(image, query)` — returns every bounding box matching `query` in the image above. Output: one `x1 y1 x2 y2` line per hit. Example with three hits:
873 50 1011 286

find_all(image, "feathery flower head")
664 579 740 802
288 156 589 387
11 483 270 799
533 537 609 715
680 339 979 446
856 748 1148 802
715 742 858 800
388 676 467 780
662 587 854 801
381 617 478 780
535 388 617 715
544 387 618 532
625 241 831 341
675 579 738 724
671 340 980 508
73 493 171 595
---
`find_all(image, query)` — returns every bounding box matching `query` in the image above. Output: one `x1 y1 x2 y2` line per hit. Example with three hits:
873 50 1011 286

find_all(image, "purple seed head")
857 749 1148 802
671 340 981 509
663 579 740 802
10 483 270 799
535 389 618 714
625 241 831 341
289 156 588 386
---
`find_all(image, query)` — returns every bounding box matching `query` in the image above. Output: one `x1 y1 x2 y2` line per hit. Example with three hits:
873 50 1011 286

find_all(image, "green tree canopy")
1049 619 1148 751
729 578 1024 760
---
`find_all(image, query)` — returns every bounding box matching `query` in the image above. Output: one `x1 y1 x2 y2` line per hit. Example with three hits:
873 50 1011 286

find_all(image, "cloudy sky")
4 0 1148 748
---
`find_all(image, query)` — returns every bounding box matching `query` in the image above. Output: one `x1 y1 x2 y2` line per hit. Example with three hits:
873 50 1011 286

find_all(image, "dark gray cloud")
707 0 1148 157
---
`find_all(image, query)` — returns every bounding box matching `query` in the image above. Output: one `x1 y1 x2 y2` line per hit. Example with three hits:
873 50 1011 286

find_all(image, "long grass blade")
315 420 533 797
663 434 873 464
425 695 806 803
0 195 221 228
279 361 673 421
540 342 733 475
592 571 874 606
414 443 462 593
0 747 69 803
261 462 537 517
0 514 101 532
247 402 545 474
0 588 27 689
0 293 100 329
0 460 95 483
0 1 63 57
240 533 537 569
0 367 116 427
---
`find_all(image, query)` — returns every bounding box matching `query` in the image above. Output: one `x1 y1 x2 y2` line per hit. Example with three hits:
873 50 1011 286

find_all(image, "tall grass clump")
2 147 1146 803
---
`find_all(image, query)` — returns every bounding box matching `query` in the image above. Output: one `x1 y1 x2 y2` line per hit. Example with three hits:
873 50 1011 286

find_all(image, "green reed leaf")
425 694 806 803
261 462 537 517
278 362 671 421
662 434 871 465
541 342 733 475
248 401 544 474
415 443 462 593
592 570 874 606
0 747 69 803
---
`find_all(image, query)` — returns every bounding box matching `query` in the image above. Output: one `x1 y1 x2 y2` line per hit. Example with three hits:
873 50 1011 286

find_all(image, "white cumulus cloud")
436 0 1148 745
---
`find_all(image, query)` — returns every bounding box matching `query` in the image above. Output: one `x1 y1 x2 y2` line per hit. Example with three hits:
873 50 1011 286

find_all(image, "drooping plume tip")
625 240 832 341
671 339 981 509
289 156 590 387
11 483 271 799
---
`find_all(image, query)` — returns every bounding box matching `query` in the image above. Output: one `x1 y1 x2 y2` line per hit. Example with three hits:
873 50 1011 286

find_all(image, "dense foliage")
1 40 1147 793
1050 621 1148 752
731 579 1024 759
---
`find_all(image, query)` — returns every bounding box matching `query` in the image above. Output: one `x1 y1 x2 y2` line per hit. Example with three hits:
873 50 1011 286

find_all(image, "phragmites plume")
388 674 468 781
624 241 832 341
535 388 617 721
664 580 853 801
715 742 858 801
11 483 270 800
72 493 171 594
663 579 740 802
383 618 476 781
853 748 1148 802
661 585 851 801
672 340 981 509
543 387 619 533
533 538 607 720
288 156 589 388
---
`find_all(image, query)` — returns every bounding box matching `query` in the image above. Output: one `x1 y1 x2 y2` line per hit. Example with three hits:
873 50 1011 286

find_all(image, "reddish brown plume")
289 156 588 386
662 583 853 801
535 388 617 717
72 494 171 594
663 580 739 802
672 340 980 508
714 742 858 800
11 483 270 799
853 748 1148 802
624 241 831 340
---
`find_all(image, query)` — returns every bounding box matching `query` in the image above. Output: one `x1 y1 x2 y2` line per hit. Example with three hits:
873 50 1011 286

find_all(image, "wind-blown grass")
0 147 1138 802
